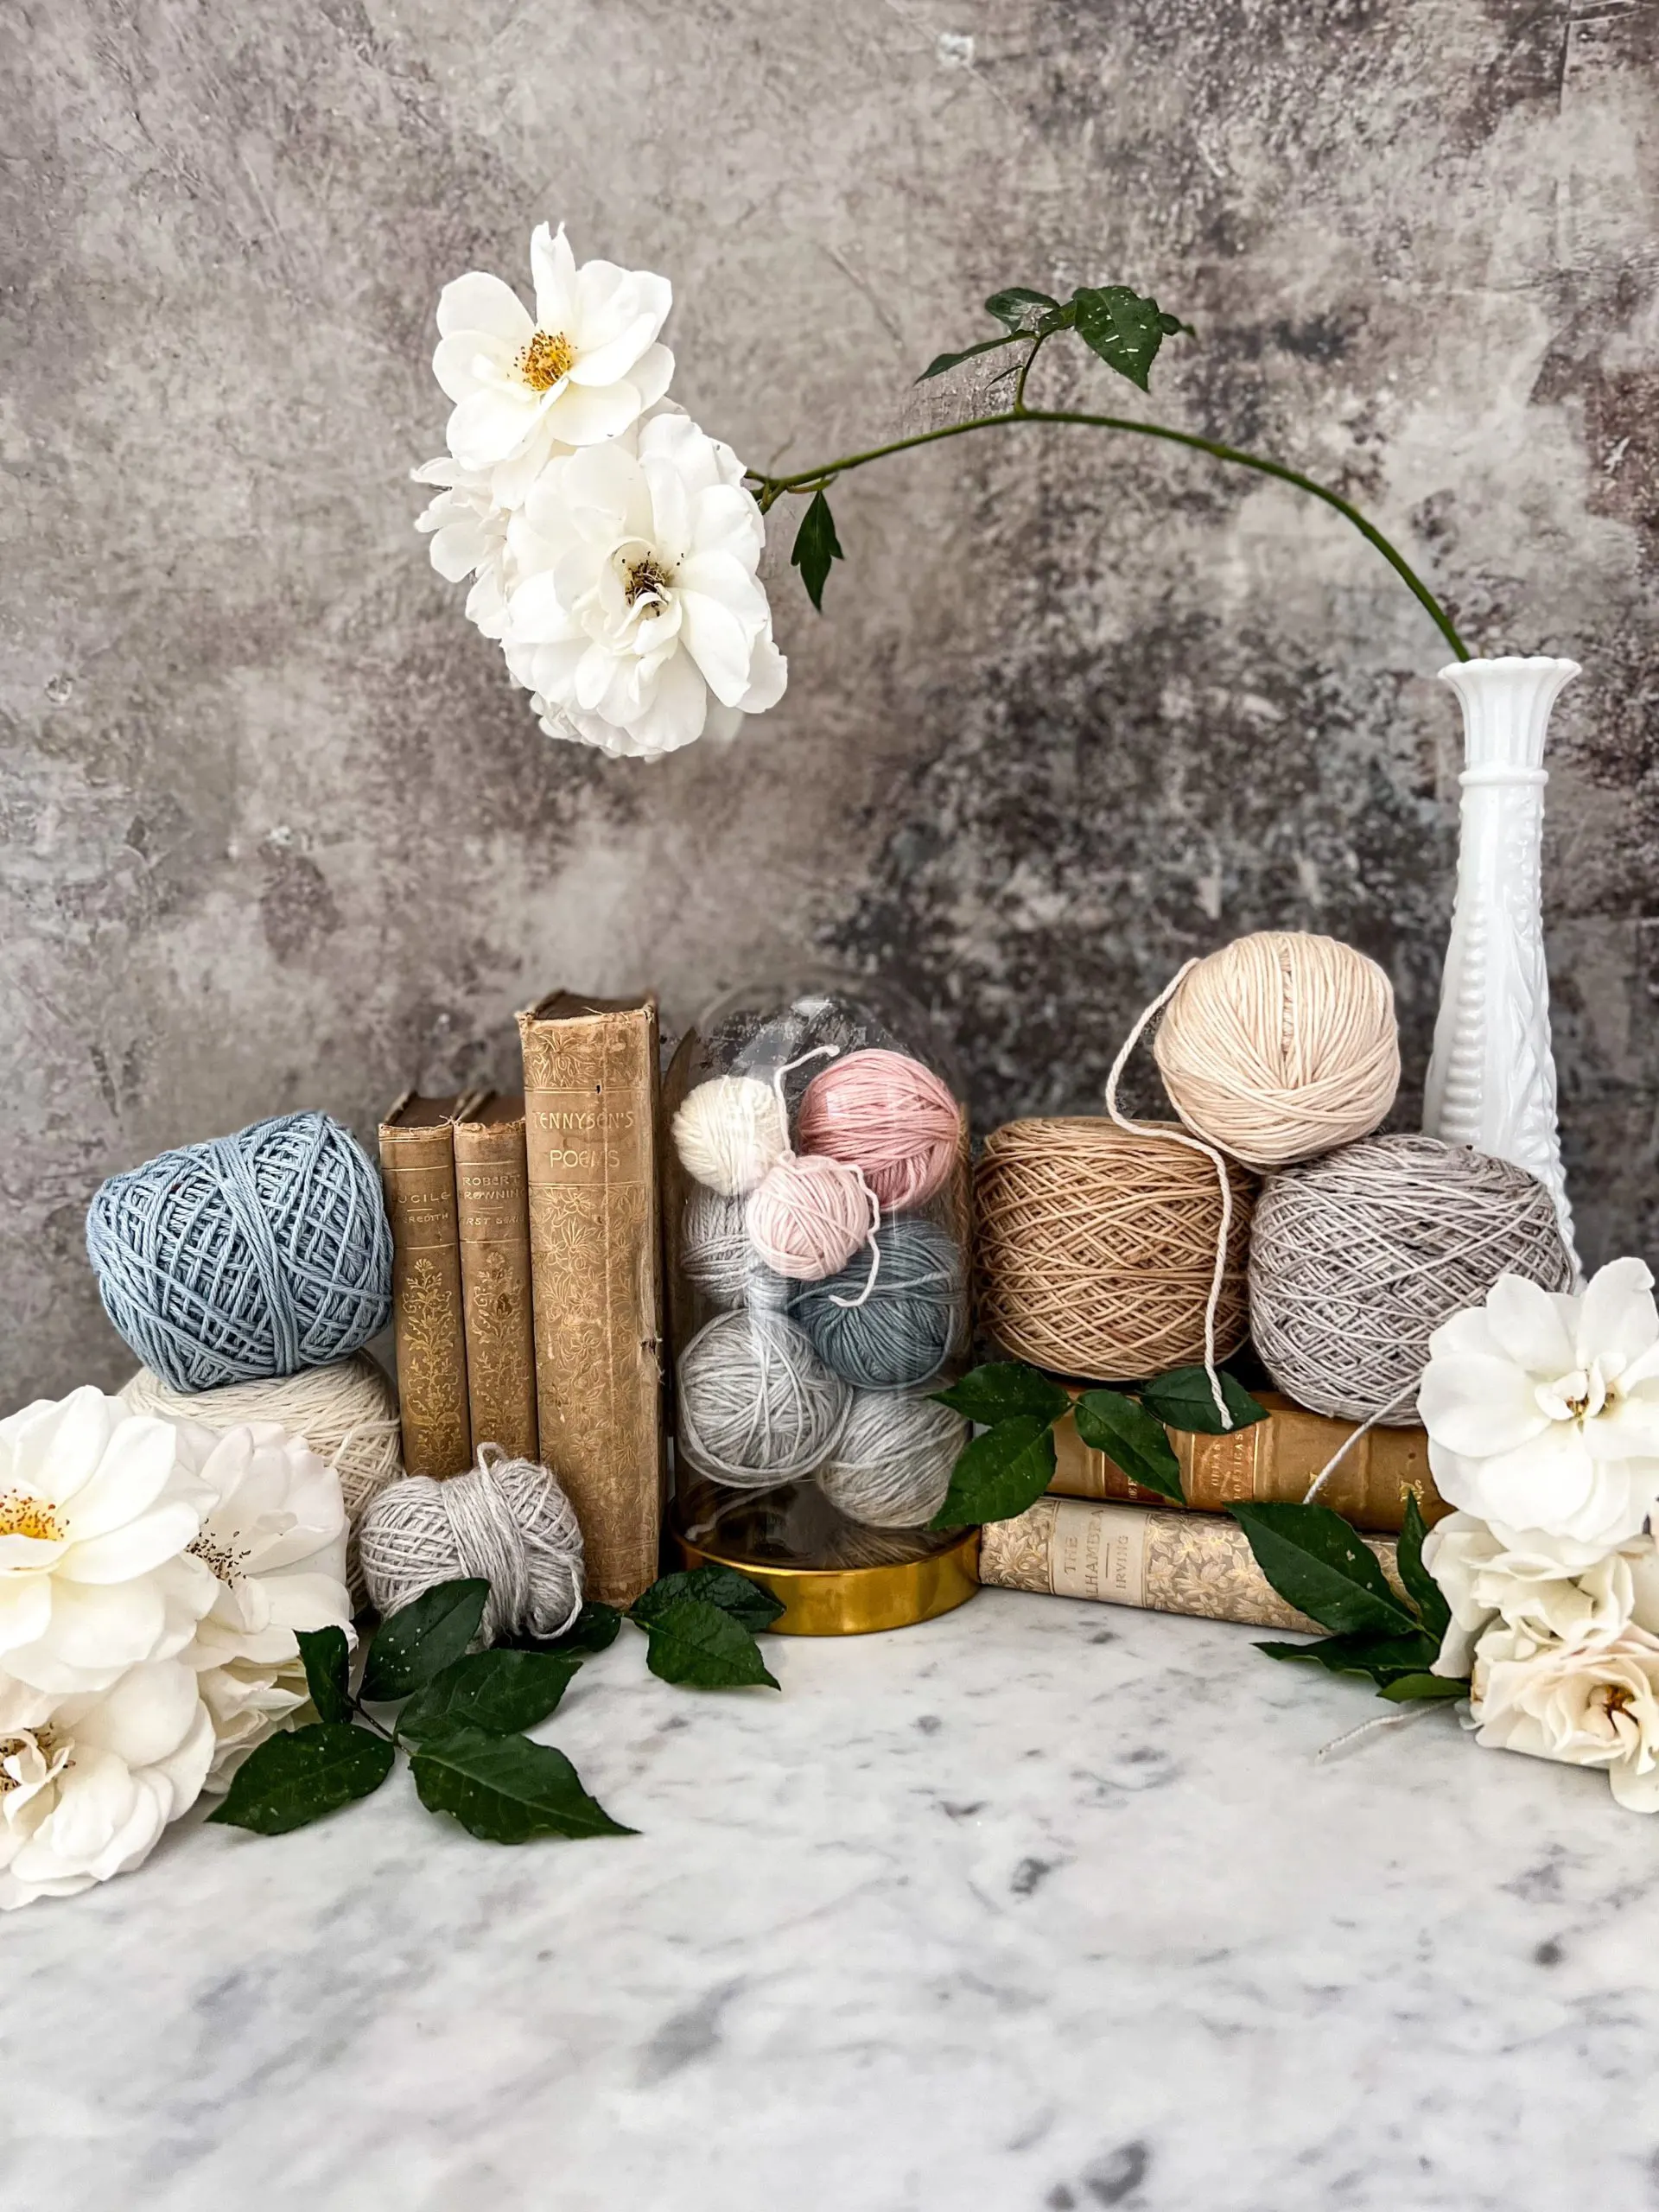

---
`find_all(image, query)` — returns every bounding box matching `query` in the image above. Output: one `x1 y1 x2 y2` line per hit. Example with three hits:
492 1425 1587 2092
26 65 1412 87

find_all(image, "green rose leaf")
1377 1672 1470 1704
791 489 844 611
1230 1503 1420 1637
410 1724 635 1843
932 1362 1071 1427
1072 1389 1185 1504
638 1598 780 1690
360 1577 490 1703
1071 284 1192 391
1255 1628 1441 1683
1140 1366 1268 1435
984 286 1059 331
929 1414 1058 1529
916 331 1023 382
398 1649 582 1744
295 1624 353 1726
632 1566 785 1636
1396 1491 1452 1643
207 1722 395 1835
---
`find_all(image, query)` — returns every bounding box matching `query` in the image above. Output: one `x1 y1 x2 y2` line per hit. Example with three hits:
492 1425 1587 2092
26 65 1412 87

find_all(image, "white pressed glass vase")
1422 655 1580 1269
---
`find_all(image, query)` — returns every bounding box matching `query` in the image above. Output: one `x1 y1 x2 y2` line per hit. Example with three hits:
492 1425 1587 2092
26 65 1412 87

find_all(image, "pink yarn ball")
798 1050 961 1212
746 1155 874 1281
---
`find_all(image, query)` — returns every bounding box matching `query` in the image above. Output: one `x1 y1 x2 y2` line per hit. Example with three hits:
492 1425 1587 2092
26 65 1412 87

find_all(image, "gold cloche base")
674 1524 982 1637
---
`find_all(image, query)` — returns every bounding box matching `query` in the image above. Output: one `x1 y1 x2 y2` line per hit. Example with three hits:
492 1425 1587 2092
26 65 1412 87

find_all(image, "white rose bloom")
504 411 787 760
1423 1510 1649 1675
0 1661 213 1909
178 1423 353 1788
1418 1259 1659 1563
1471 1624 1659 1812
433 221 673 505
413 456 516 639
0 1389 217 1694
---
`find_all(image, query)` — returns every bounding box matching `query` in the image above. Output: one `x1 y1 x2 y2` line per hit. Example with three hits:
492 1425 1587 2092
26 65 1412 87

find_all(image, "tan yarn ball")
121 1353 402 1611
974 1118 1255 1382
1153 931 1401 1170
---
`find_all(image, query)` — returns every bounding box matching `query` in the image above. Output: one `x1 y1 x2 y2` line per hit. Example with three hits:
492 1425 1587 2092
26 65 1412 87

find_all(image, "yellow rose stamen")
0 1492 61 1542
625 555 673 607
516 329 576 391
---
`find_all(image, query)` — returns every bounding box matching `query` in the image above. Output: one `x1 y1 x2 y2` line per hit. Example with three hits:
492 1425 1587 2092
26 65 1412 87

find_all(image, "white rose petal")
1423 1510 1646 1675
1419 1261 1659 1554
0 1661 213 1909
1471 1624 1659 1812
0 1390 218 1695
504 411 786 761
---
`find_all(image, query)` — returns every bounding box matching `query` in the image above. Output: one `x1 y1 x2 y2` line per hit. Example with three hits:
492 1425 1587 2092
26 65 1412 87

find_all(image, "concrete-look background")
3 0 1656 1401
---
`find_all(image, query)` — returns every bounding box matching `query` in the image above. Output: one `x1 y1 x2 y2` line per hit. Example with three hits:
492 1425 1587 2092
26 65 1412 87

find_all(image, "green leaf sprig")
210 1564 785 1847
748 277 1467 663
927 1357 1268 1529
1235 1492 1467 1705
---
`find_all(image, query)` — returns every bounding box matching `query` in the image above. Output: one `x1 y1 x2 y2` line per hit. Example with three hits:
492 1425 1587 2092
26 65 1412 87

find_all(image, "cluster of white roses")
0 1389 349 1906
1421 1257 1659 1810
416 223 787 762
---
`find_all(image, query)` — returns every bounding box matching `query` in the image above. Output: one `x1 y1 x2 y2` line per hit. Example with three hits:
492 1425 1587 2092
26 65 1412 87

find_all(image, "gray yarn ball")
681 1187 789 1311
818 1391 969 1529
358 1447 584 1645
677 1310 849 1489
791 1215 965 1391
1249 1133 1573 1423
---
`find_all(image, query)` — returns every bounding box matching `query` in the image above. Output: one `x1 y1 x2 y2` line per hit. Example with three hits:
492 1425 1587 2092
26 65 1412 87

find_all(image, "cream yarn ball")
1153 931 1401 1170
672 1074 790 1198
121 1353 401 1611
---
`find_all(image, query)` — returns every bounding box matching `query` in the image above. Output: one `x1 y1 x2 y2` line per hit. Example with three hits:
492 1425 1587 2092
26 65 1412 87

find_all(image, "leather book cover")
518 992 664 1605
1048 1389 1446 1533
979 1496 1403 1634
378 1091 478 1480
454 1092 539 1464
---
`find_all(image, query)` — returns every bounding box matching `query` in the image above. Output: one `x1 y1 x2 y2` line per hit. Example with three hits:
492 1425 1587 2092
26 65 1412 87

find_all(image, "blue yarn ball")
86 1110 392 1392
789 1215 965 1391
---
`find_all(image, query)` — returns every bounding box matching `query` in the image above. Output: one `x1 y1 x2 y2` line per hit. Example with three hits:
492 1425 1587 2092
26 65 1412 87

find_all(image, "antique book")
518 992 664 1605
1050 1389 1446 1534
453 1092 539 1464
979 1495 1402 1633
378 1091 476 1480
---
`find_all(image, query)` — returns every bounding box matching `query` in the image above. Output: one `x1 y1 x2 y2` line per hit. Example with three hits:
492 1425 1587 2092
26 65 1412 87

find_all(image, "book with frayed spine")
454 1092 539 1465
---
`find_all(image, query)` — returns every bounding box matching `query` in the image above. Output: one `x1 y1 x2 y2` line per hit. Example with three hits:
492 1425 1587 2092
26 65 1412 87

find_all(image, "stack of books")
977 1393 1446 1630
378 993 664 1606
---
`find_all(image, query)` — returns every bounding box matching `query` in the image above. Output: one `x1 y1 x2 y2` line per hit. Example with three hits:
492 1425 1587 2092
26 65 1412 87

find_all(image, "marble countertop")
8 1586 1657 2211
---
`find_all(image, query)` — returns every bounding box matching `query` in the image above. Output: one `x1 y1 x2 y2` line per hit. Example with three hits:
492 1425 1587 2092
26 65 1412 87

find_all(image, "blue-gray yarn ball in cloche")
86 1110 392 1393
789 1215 964 1391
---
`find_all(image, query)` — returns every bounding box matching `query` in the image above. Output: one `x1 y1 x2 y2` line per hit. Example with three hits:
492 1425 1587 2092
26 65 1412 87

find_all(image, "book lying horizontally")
1050 1389 1446 1534
978 1495 1402 1633
454 1092 539 1464
378 1090 486 1480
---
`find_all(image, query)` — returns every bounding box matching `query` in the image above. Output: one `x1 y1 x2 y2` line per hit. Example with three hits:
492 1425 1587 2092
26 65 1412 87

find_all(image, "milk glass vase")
1422 656 1580 1269
663 975 978 1634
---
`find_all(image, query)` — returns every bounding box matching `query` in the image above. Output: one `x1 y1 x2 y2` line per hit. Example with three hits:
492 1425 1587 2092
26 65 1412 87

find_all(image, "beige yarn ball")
672 1074 790 1197
121 1353 402 1611
1153 931 1401 1170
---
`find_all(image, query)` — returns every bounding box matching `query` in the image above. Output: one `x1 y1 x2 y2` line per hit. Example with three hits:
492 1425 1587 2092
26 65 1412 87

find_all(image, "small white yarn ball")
358 1448 584 1645
818 1391 968 1529
672 1074 790 1198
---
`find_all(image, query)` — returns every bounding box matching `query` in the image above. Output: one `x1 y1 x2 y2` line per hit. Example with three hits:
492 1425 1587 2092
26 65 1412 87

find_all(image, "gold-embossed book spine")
454 1094 539 1463
1048 1390 1445 1534
518 993 664 1605
378 1094 472 1480
978 1496 1401 1633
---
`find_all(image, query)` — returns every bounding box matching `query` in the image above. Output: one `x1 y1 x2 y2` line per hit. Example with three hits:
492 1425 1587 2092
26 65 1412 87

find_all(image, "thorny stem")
746 352 1470 662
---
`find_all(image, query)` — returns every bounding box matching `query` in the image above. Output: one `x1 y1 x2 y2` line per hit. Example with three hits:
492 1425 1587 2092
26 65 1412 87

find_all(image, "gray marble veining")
5 1589 1656 2210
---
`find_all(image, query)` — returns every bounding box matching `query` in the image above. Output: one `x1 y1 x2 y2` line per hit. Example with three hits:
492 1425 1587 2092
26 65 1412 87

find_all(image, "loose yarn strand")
829 1166 883 1310
1300 1380 1421 1505
771 1044 842 1122
1104 961 1234 1430
1315 1700 1443 1764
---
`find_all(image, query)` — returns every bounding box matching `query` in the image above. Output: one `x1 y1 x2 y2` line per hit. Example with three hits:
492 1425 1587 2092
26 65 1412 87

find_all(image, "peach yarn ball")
798 1049 960 1211
746 1154 874 1281
1152 931 1400 1172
